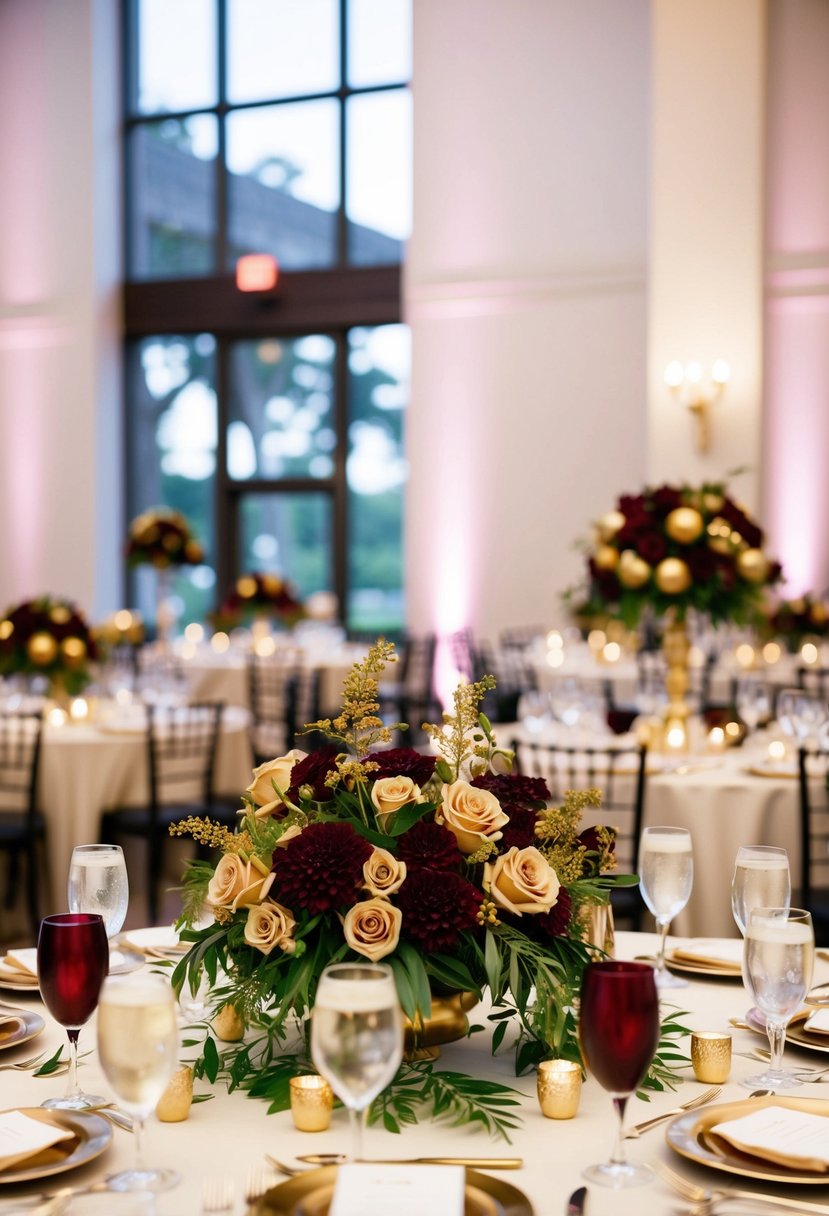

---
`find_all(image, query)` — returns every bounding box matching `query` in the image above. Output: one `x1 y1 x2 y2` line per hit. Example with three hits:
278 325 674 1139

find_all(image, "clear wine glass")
310 962 403 1162
37 913 109 1110
776 688 828 749
97 973 180 1192
735 679 771 735
638 826 693 988
579 961 660 1188
741 907 814 1092
731 846 791 936
68 844 129 939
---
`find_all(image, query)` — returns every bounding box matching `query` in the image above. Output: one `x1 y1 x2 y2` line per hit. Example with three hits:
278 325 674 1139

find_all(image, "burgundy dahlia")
288 749 339 802
500 807 538 853
472 772 550 810
271 822 372 914
365 748 436 787
536 888 573 939
396 821 462 873
650 484 683 516
636 532 668 566
396 870 480 952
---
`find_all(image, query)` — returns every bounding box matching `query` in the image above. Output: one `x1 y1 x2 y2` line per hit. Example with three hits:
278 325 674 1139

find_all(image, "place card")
329 1164 465 1216
711 1105 829 1172
805 1008 829 1037
671 939 744 968
0 1111 74 1173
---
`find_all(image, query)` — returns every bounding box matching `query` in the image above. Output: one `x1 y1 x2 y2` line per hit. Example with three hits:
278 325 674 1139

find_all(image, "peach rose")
484 846 560 916
363 848 407 897
207 854 275 911
342 898 402 962
246 750 307 808
436 780 509 854
370 775 422 831
244 900 297 955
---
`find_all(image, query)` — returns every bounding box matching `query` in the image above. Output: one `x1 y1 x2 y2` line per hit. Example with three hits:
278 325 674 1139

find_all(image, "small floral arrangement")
765 594 829 654
212 572 304 631
572 480 783 628
170 641 640 1132
126 507 203 569
0 595 99 695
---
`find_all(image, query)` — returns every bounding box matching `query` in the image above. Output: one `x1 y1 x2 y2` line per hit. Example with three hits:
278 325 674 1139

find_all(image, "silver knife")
566 1186 587 1215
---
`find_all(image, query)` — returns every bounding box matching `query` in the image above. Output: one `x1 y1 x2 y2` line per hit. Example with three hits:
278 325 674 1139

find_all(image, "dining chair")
508 736 648 930
100 701 226 922
246 648 306 764
796 665 829 699
796 744 829 945
0 713 45 937
377 633 441 743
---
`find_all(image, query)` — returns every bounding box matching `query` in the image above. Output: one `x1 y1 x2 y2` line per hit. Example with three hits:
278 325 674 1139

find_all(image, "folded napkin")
671 939 744 969
4 949 37 977
330 1164 465 1216
805 1008 829 1037
710 1105 829 1172
0 1015 25 1043
0 1110 75 1174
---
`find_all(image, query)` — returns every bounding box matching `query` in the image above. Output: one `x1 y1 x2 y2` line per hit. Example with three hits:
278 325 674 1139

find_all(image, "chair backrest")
147 702 222 809
0 713 42 819
499 624 546 651
399 634 437 698
247 649 321 758
797 666 829 698
508 737 647 875
797 744 829 916
136 644 186 703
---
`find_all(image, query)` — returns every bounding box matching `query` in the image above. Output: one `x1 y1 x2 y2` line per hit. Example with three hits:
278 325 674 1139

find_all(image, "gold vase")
576 901 616 959
403 991 478 1061
662 614 691 749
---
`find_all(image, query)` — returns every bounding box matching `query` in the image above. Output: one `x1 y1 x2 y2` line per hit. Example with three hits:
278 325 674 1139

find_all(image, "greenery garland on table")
170 639 685 1133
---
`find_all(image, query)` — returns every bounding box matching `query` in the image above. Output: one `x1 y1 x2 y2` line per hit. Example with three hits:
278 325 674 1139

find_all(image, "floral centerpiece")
126 507 203 569
0 595 98 696
170 641 657 1133
212 572 304 632
765 594 829 654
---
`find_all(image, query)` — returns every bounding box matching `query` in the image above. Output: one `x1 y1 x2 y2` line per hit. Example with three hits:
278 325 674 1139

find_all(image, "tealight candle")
69 697 88 723
768 739 787 763
46 707 67 727
691 1032 732 1083
290 1074 334 1132
762 641 782 665
707 726 726 752
602 642 621 664
537 1060 582 1119
801 641 819 666
184 622 204 644
210 631 230 654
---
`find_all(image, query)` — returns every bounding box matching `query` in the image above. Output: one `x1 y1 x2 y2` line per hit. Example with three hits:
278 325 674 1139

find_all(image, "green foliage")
637 1007 693 1100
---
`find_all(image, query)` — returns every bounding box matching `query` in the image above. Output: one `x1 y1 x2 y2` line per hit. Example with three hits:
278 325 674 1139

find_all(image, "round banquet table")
0 931 827 1214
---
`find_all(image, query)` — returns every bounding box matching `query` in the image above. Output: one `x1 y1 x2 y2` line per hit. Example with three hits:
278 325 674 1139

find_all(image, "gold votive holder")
691 1031 732 1083
537 1060 582 1120
290 1074 334 1132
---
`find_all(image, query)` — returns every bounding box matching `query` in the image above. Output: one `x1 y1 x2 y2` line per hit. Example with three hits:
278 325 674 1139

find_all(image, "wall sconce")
664 359 730 454
235 253 279 294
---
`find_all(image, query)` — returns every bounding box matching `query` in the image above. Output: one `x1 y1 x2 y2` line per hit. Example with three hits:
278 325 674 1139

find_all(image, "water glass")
735 678 771 734
741 907 814 1092
731 845 790 936
776 688 828 748
638 826 693 988
68 844 129 939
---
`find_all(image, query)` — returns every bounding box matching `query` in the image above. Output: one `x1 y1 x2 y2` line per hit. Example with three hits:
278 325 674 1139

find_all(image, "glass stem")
349 1107 368 1162
610 1096 628 1166
655 918 671 974
767 1018 787 1074
65 1029 81 1102
133 1115 146 1172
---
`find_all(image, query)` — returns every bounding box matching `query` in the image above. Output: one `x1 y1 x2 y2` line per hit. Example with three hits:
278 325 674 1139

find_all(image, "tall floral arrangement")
170 641 641 1131
765 594 829 654
126 507 203 569
213 572 304 631
0 595 98 695
574 480 782 629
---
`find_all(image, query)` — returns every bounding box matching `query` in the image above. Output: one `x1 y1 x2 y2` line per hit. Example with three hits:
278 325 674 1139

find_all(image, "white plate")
123 927 186 953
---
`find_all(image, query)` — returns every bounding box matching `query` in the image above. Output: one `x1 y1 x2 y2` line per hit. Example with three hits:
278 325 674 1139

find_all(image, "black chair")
796 666 829 699
499 624 546 651
797 744 829 945
101 702 225 922
378 633 440 743
0 713 45 937
247 649 304 764
508 736 648 930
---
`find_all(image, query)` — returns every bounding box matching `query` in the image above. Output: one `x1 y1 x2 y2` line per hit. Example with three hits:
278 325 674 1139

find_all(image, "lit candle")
602 641 621 664
708 726 726 752
184 622 204 644
735 644 756 670
801 641 819 666
768 739 787 763
47 707 67 727
762 641 782 665
69 697 88 723
210 631 230 654
587 629 606 655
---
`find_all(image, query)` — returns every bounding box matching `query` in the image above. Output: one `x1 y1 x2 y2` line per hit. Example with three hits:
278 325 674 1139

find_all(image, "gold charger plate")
0 1108 112 1184
745 1006 829 1057
0 975 38 994
248 1166 534 1216
664 953 742 979
746 763 798 780
0 1008 44 1052
666 1095 829 1184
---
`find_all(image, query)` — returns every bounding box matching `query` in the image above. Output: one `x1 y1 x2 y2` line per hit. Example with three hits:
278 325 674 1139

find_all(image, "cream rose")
244 900 297 955
484 846 560 916
370 775 422 831
363 848 407 896
207 853 275 911
246 750 307 808
342 898 402 962
436 780 509 854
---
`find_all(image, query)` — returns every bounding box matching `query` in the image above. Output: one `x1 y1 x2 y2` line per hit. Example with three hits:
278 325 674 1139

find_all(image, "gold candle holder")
290 1074 334 1132
691 1031 732 1083
537 1060 582 1120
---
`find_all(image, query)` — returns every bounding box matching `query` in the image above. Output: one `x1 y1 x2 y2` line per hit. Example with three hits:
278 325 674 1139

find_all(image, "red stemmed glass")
37 912 109 1110
579 961 660 1187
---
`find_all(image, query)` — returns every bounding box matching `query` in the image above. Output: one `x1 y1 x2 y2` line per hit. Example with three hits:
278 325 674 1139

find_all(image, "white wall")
405 0 651 643
0 0 121 619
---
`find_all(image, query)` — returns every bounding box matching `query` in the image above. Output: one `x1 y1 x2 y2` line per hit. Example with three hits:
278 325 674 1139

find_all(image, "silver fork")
656 1160 829 1214
245 1163 279 1203
0 1050 48 1071
625 1085 721 1138
201 1175 235 1213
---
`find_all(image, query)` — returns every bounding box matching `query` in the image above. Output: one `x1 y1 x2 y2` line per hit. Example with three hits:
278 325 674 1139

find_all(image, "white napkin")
330 1164 465 1216
124 927 185 953
805 1008 829 1037
710 1105 829 1171
0 1015 24 1041
671 939 744 967
0 1111 74 1173
0 949 38 981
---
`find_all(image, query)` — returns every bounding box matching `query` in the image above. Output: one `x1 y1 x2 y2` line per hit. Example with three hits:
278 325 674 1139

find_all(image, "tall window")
124 0 411 634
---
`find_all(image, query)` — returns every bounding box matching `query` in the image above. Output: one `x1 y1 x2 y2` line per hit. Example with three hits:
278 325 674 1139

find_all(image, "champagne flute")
638 826 693 988
735 678 771 734
741 907 814 1091
37 913 109 1110
731 846 790 936
68 844 129 939
97 974 180 1192
310 962 403 1162
579 961 660 1187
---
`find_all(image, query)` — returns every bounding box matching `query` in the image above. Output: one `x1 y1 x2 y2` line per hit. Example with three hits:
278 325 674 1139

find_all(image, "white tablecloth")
1 931 827 1214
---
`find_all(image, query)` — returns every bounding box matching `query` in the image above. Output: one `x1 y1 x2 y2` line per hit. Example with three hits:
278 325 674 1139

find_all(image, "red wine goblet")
579 961 660 1187
37 912 109 1110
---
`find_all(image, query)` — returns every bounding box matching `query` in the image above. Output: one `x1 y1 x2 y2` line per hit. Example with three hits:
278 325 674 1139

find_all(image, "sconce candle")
664 359 730 454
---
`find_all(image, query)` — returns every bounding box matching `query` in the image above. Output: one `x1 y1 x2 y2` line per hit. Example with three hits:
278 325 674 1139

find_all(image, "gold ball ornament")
0 620 13 641
736 548 770 584
654 557 692 595
617 550 652 589
810 602 829 626
593 544 619 572
261 574 282 597
49 605 71 626
27 632 58 666
707 518 734 555
184 541 202 563
789 598 807 615
60 637 87 666
665 507 704 545
596 510 625 543
702 492 725 514
237 576 258 599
